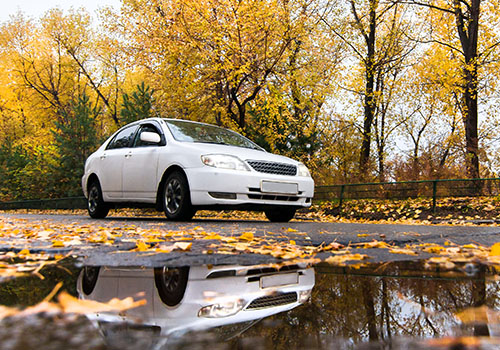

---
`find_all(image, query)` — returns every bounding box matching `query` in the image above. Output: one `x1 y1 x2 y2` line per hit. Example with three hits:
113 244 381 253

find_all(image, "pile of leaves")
4 196 500 225
1 217 500 282
302 197 500 224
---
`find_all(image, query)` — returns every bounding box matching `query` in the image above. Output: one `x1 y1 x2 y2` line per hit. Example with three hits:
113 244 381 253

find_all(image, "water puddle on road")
0 260 499 350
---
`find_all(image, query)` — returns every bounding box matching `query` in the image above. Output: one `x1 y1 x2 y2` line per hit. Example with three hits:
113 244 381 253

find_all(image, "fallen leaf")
58 291 146 314
239 232 254 241
390 248 418 256
174 242 192 251
490 242 500 256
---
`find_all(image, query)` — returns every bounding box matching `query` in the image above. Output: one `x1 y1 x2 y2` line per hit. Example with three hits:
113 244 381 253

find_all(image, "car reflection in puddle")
1 260 500 349
77 263 315 348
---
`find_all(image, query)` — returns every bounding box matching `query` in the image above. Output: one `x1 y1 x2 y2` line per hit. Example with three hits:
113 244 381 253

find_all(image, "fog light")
298 289 312 303
209 192 237 200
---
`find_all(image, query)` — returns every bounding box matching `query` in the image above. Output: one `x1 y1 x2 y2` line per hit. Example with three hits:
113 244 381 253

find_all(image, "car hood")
177 142 300 165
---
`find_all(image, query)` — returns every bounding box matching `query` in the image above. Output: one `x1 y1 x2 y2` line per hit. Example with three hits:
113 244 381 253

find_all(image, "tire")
154 267 189 307
81 266 100 295
264 207 297 222
162 171 196 221
87 181 109 219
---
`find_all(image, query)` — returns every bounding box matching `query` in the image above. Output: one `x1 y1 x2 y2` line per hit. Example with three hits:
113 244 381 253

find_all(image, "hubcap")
160 267 180 292
88 186 99 213
165 179 182 214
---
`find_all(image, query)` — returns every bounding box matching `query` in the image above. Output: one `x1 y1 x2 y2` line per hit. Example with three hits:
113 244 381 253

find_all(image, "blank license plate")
261 181 298 194
261 272 299 288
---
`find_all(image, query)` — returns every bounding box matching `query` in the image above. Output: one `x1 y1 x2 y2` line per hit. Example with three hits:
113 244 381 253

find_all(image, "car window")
106 125 138 150
164 120 263 151
133 124 165 147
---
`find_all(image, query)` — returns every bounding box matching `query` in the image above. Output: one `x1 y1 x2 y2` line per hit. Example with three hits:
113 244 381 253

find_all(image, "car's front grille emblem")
247 160 297 176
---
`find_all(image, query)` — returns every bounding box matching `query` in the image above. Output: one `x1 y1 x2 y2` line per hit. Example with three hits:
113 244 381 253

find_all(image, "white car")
77 264 315 340
82 118 314 222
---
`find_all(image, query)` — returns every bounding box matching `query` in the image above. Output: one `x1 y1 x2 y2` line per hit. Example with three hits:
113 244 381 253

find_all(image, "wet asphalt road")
1 213 500 267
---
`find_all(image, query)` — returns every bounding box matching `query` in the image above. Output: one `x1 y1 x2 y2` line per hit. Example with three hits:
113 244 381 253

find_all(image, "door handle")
100 154 106 160
125 152 132 158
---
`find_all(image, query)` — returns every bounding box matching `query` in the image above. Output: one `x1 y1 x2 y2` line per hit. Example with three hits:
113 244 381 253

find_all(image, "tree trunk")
358 0 377 179
454 0 480 179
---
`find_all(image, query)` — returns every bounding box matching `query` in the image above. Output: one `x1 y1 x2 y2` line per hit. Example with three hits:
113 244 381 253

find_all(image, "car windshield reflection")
77 264 315 346
164 119 263 150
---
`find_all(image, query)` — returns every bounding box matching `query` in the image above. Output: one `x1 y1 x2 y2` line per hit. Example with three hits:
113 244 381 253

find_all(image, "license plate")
261 272 299 288
261 181 298 194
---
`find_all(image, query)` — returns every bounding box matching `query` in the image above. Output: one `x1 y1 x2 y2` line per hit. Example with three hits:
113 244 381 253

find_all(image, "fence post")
432 180 437 213
339 184 345 216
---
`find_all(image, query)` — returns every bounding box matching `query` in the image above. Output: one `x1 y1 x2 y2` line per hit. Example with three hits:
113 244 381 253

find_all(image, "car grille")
245 292 297 310
247 160 297 176
248 194 300 201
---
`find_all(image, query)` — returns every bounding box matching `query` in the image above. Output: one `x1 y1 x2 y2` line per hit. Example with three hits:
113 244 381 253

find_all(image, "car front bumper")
185 167 314 207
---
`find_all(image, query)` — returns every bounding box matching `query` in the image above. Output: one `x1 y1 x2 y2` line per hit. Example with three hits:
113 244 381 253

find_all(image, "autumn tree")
108 0 319 129
324 0 416 181
405 0 500 179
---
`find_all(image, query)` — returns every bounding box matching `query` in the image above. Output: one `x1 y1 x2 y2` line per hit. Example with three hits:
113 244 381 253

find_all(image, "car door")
122 123 165 202
99 125 139 199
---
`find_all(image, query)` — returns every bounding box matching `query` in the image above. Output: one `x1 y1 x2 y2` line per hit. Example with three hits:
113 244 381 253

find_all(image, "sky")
1 0 122 22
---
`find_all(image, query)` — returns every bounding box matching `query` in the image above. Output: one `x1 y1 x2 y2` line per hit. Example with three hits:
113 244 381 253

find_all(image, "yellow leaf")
325 254 367 265
289 240 296 245
52 240 65 248
18 249 30 256
362 241 390 249
58 291 146 314
135 241 149 251
490 242 500 256
462 244 478 249
390 248 418 256
174 242 192 251
455 306 490 324
239 232 254 241
204 234 222 240
357 234 370 237
0 305 19 320
287 228 298 232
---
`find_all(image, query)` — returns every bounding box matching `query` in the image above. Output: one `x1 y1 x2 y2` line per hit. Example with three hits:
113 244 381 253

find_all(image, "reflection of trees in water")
228 265 499 348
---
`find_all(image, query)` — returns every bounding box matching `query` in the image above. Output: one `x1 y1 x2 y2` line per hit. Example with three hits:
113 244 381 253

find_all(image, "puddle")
0 260 499 349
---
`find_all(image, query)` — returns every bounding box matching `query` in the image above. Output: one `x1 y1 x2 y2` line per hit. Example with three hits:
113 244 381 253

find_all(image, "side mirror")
140 131 161 144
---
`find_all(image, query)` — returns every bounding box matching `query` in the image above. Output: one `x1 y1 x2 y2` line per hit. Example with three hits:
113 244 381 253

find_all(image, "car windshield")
165 120 263 150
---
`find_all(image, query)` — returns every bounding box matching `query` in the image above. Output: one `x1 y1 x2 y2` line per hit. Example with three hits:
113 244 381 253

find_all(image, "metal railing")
0 197 87 210
0 178 499 212
315 178 500 213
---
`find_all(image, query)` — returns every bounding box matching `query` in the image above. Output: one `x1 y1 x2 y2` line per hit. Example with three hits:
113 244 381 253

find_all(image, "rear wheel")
264 207 296 222
154 267 189 306
162 171 196 221
87 181 109 219
81 266 100 295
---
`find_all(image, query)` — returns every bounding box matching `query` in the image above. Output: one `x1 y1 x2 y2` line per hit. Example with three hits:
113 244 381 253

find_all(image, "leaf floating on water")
389 248 418 256
325 254 367 266
455 305 495 324
490 242 500 256
58 291 146 314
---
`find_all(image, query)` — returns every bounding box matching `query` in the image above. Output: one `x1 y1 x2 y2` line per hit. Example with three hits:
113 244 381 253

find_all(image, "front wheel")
264 207 297 222
162 171 196 221
87 181 109 219
154 267 189 307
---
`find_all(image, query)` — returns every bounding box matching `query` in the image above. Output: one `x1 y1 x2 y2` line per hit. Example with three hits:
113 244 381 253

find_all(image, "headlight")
198 299 246 318
297 163 311 177
201 154 250 171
